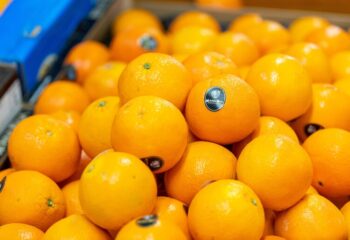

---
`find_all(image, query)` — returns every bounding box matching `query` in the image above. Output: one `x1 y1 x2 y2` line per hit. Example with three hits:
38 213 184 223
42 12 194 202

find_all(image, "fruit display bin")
1 0 350 170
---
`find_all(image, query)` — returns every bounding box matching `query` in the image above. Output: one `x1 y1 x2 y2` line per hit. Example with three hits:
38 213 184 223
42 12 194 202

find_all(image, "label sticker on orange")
0 0 12 16
204 87 226 112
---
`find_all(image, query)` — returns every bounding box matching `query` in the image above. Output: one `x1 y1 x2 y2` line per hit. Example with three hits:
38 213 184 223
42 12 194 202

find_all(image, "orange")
8 115 81 182
186 74 260 144
334 77 350 96
115 214 187 240
228 13 263 33
78 96 120 158
111 96 188 173
306 25 350 56
62 180 83 216
112 8 162 35
263 236 286 240
170 26 217 55
262 209 276 237
152 196 190 238
232 116 299 157
289 16 330 42
79 151 157 230
237 134 313 211
246 53 312 121
0 223 44 240
195 0 242 8
118 52 192 110
165 141 236 205
286 42 332 83
50 110 81 133
183 51 238 85
0 170 65 231
43 214 111 240
242 20 290 54
83 61 126 101
34 80 91 114
275 194 347 240
290 84 350 141
303 128 350 197
110 28 168 62
169 11 220 33
64 40 110 84
62 151 92 183
213 32 260 67
188 179 265 240
331 51 350 80
341 201 350 238
0 168 15 180
307 186 319 195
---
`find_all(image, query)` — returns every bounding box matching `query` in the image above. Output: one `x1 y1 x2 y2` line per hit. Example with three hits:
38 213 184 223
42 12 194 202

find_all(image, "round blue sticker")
204 87 226 112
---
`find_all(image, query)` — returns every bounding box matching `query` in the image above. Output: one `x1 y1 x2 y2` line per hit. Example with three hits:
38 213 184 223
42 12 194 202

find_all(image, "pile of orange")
2 7 350 240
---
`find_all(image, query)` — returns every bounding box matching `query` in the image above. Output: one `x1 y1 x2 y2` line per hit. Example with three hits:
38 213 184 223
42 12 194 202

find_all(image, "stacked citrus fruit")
2 7 350 240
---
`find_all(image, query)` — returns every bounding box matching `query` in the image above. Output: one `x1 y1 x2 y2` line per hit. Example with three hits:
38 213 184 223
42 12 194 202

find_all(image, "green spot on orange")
251 198 257 206
143 63 151 70
98 101 106 107
47 198 54 208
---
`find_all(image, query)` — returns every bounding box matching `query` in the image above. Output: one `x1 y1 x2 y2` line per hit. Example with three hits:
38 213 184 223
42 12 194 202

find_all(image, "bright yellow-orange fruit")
78 97 120 158
233 116 299 157
242 20 290 54
169 11 220 33
188 179 265 240
62 180 83 216
0 170 65 231
34 81 91 114
213 32 260 67
170 26 217 55
115 215 187 240
306 25 350 56
110 28 169 62
183 51 238 85
303 128 350 197
289 16 330 42
334 77 350 96
341 201 350 239
79 151 157 230
246 53 312 121
275 194 347 240
331 51 350 80
186 74 260 144
8 115 81 182
195 0 242 9
290 84 350 141
112 8 163 35
43 214 111 240
83 61 126 100
165 141 236 205
228 13 263 33
0 223 44 240
64 41 110 84
111 96 188 173
118 53 192 110
286 42 332 83
152 197 190 238
50 110 81 133
237 134 313 211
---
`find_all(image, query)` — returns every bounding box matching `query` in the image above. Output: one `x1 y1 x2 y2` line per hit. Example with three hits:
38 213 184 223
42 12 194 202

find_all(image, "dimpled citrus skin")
43 214 111 240
115 215 187 240
0 223 44 240
165 141 236 205
0 170 66 231
79 151 157 230
246 53 312 121
8 115 81 182
111 96 188 173
290 84 350 141
237 134 313 211
188 179 265 240
303 128 350 197
275 194 347 240
118 52 192 110
185 74 260 144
